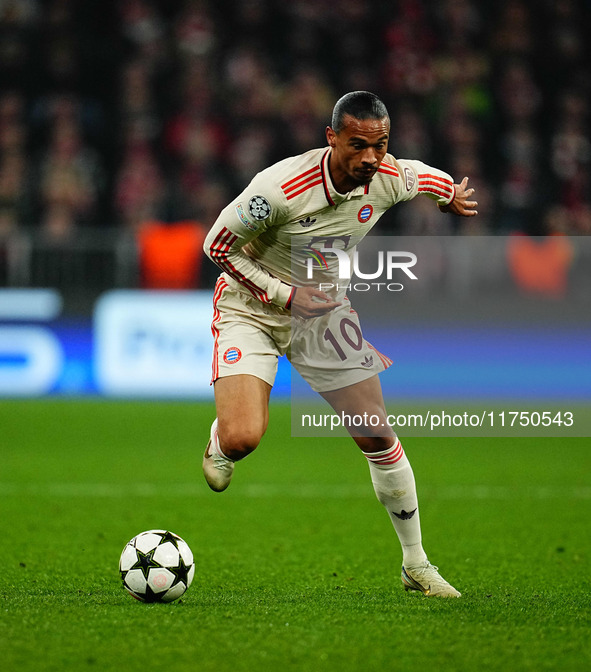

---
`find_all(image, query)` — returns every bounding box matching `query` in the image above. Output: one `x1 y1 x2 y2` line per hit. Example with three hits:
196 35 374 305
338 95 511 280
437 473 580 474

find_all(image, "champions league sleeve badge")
248 195 272 221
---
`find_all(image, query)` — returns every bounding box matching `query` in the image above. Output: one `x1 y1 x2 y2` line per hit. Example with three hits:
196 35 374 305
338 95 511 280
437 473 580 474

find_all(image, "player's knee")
358 434 396 454
217 421 263 461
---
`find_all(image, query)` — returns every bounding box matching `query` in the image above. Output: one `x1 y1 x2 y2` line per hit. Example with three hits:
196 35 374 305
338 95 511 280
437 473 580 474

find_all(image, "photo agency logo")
304 240 418 293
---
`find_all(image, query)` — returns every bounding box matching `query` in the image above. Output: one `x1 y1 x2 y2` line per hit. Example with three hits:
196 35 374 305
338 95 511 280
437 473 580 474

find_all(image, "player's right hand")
438 176 478 216
290 286 342 319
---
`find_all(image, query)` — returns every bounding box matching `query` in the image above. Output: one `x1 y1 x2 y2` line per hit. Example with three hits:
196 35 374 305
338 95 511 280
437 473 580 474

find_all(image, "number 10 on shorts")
323 318 363 361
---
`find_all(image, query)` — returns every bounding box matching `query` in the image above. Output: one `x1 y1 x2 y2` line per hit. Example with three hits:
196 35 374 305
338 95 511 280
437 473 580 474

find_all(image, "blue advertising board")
0 289 589 401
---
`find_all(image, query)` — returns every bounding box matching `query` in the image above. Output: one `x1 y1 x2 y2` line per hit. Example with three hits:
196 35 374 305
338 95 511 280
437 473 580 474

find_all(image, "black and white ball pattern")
248 195 272 221
119 529 195 603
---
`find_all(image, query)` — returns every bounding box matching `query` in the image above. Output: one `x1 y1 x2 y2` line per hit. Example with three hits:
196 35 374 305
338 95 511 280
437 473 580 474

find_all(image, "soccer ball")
119 529 195 603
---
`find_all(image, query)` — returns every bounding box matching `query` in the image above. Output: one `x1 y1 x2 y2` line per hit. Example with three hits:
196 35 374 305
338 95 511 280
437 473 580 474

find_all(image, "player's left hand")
438 176 478 216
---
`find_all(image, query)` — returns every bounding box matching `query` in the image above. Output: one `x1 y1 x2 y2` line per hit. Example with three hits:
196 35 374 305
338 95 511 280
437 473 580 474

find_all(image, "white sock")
209 419 234 464
363 439 428 568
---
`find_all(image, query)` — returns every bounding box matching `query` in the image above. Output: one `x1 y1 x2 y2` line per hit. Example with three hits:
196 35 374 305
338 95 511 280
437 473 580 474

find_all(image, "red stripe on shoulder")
378 168 399 177
379 161 399 176
283 171 322 194
281 166 322 190
285 178 323 200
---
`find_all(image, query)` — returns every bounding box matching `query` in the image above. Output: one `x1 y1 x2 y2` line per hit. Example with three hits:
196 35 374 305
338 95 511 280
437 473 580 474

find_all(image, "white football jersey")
204 147 455 308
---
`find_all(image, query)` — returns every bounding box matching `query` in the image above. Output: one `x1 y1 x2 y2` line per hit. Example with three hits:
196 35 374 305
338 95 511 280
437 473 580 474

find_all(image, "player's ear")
326 126 337 148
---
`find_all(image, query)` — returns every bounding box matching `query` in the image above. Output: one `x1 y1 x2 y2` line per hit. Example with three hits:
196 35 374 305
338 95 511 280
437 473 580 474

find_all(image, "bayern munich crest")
357 204 373 223
223 347 242 364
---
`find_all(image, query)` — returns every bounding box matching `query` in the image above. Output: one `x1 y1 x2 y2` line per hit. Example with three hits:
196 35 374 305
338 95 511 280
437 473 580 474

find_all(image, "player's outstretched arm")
290 286 342 319
438 176 478 216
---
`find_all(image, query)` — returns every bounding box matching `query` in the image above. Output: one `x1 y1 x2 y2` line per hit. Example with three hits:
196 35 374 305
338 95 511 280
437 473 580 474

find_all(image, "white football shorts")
210 276 392 393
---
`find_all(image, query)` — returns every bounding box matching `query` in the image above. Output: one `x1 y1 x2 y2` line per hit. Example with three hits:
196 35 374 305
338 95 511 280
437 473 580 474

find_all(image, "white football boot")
202 419 234 492
401 561 461 597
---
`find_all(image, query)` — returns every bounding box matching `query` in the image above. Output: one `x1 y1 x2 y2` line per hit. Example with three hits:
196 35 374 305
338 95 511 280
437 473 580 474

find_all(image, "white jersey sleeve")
204 174 294 309
394 159 455 205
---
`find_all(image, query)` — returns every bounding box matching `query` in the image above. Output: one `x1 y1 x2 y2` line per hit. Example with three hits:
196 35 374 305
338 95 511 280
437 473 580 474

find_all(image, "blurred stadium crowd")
0 0 590 242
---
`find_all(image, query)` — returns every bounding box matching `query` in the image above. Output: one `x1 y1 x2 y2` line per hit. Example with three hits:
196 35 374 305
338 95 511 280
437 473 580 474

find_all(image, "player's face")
326 115 390 193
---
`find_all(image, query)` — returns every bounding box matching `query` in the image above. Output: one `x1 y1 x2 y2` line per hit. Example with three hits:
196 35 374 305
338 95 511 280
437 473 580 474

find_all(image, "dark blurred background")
0 0 590 300
1 0 590 239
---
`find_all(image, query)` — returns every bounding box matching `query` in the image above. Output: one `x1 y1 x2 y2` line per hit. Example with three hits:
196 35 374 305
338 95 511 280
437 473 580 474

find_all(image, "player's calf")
202 417 265 492
216 418 263 461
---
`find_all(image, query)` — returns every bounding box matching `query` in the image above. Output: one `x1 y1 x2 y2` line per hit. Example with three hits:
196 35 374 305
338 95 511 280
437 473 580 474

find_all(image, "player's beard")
353 166 377 185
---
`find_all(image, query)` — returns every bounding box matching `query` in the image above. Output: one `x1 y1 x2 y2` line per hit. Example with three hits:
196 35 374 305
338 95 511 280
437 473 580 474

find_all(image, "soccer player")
203 91 477 597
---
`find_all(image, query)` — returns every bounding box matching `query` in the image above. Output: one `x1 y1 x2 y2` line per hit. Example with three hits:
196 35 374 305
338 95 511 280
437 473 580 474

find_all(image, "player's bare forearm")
290 286 342 319
438 176 478 216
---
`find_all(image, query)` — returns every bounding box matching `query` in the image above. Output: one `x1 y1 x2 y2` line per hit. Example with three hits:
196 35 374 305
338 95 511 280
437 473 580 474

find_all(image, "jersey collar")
320 148 369 206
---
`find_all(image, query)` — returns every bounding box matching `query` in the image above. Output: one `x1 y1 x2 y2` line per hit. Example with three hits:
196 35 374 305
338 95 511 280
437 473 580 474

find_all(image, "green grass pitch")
1 399 589 672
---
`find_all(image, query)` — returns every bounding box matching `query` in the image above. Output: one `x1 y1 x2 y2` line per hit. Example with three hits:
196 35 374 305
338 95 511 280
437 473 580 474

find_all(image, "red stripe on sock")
365 439 404 465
